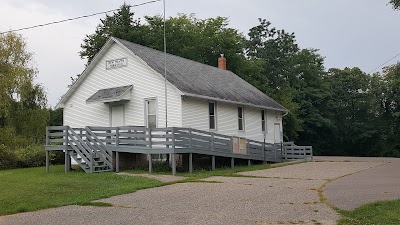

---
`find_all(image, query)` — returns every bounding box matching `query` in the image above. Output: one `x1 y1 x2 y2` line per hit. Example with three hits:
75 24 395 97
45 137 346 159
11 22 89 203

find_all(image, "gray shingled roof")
114 38 287 112
87 85 132 103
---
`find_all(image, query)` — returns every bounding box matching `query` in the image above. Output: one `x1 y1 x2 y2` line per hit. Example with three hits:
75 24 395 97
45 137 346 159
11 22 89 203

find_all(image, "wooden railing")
45 126 113 173
46 126 314 174
283 141 313 161
46 126 284 161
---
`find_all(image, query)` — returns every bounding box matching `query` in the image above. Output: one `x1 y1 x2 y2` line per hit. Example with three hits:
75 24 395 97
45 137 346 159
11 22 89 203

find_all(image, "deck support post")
116 127 120 173
212 155 216 170
188 128 192 149
46 150 49 173
231 157 234 169
90 150 94 173
189 153 193 173
171 128 176 176
46 127 50 173
248 159 251 166
148 154 152 173
64 127 68 173
116 151 120 173
262 142 266 163
171 153 176 176
64 150 69 173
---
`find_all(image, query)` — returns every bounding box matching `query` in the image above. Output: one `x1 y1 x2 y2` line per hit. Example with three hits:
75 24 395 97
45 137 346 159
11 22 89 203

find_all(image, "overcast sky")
1 0 400 106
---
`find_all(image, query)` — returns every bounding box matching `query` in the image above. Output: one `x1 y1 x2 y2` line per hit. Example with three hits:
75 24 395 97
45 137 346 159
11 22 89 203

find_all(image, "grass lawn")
338 199 400 225
0 165 162 216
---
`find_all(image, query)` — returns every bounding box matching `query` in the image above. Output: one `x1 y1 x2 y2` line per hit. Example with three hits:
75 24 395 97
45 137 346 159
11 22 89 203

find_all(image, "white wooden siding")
64 42 182 128
182 98 283 143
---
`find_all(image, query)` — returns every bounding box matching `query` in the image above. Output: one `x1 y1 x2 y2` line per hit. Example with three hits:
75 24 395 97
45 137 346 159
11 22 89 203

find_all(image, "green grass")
0 165 162 215
338 199 400 225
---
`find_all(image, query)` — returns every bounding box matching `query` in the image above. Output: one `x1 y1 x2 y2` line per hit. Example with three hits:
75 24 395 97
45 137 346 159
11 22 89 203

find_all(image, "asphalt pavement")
1 157 398 225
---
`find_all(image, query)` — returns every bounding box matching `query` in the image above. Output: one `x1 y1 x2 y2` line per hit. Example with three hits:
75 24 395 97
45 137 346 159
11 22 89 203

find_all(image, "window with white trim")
146 99 157 128
238 106 244 131
145 99 165 160
209 102 216 130
261 109 266 132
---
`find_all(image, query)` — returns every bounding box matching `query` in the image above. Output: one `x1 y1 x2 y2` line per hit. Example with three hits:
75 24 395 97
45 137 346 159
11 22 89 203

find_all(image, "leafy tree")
324 68 382 156
0 32 48 143
48 108 63 126
80 4 144 63
378 64 400 156
389 0 400 10
141 14 246 73
245 19 331 146
80 5 246 73
246 19 301 139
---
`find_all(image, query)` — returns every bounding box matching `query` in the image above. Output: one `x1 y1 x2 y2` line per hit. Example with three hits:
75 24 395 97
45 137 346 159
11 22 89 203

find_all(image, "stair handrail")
85 127 113 169
67 127 93 167
85 134 113 169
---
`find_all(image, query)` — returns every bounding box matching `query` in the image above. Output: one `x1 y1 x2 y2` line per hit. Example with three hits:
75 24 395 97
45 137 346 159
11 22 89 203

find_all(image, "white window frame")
261 109 266 133
209 101 217 131
145 98 157 128
145 98 166 161
238 106 245 131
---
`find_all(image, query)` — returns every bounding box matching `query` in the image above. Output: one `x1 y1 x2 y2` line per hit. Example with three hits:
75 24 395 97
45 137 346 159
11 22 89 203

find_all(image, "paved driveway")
0 157 398 225
316 156 400 210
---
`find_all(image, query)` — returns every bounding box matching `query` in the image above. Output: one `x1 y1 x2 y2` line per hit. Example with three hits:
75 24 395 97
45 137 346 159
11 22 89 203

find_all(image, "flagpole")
163 0 167 128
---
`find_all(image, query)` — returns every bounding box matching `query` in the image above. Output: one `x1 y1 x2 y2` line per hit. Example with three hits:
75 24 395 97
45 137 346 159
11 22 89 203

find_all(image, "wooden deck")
45 126 312 174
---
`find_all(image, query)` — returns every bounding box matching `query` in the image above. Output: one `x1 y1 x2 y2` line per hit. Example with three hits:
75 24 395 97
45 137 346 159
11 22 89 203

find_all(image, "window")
146 99 165 161
209 102 216 130
146 99 157 128
238 106 244 131
261 110 266 132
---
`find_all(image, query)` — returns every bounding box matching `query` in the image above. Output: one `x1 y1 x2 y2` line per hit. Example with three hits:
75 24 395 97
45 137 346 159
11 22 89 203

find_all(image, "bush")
0 128 33 148
0 144 63 170
0 127 65 170
14 145 46 168
0 145 16 169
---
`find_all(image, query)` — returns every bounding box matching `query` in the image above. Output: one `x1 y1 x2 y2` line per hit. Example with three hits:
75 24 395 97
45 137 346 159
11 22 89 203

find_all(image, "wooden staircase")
67 127 113 173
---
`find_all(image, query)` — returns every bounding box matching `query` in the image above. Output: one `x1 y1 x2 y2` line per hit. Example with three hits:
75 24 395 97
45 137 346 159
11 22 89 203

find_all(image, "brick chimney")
218 54 226 70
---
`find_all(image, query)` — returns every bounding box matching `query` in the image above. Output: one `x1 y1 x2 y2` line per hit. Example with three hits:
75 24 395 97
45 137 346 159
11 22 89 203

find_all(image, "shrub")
0 128 33 148
0 144 16 169
14 145 46 168
0 144 63 170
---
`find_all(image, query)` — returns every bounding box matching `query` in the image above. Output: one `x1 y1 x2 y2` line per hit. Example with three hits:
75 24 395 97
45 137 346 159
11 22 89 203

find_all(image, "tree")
80 4 144 63
246 19 301 139
389 0 400 10
323 67 384 156
141 14 246 73
0 32 48 142
245 19 331 146
378 63 400 156
80 5 246 74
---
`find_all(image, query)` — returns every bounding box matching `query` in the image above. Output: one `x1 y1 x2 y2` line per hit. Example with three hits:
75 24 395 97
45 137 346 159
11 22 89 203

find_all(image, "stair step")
68 133 112 173
92 169 113 173
84 165 110 169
